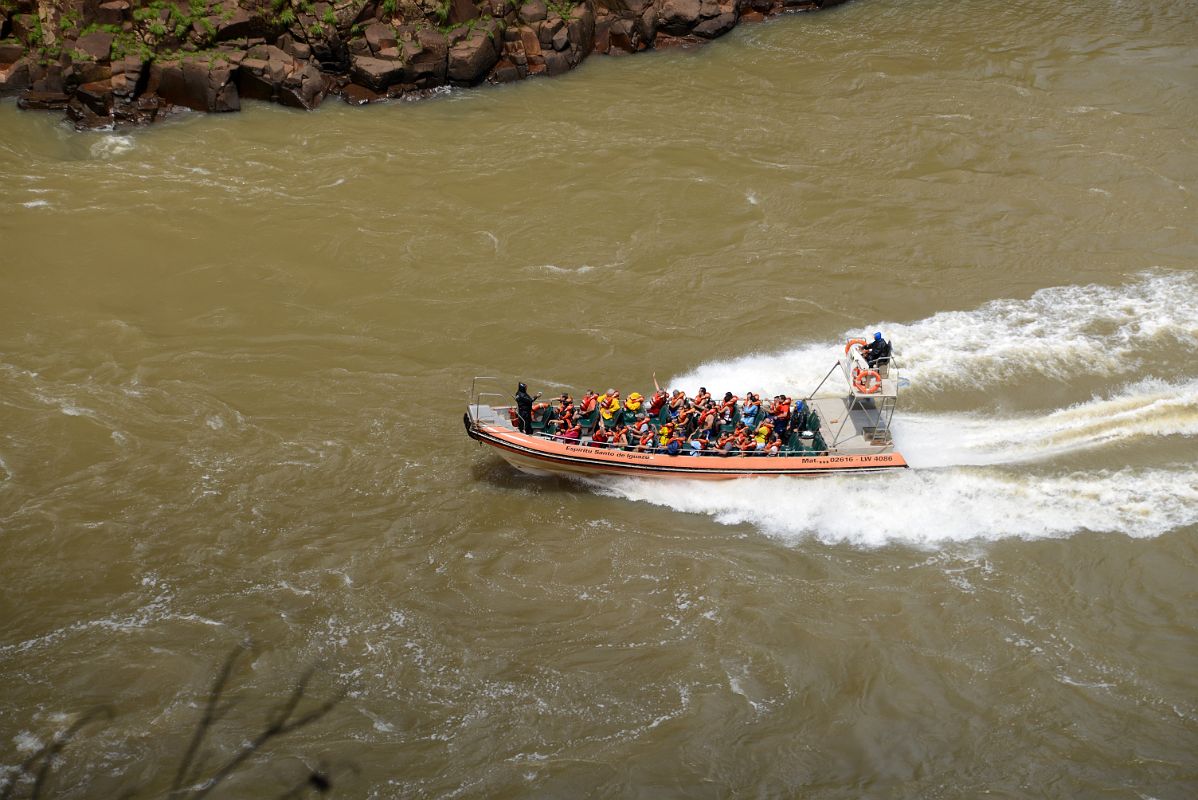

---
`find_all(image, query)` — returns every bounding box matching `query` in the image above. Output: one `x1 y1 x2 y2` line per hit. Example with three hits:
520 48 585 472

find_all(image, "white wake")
596 466 1198 546
667 271 1198 397
596 272 1198 545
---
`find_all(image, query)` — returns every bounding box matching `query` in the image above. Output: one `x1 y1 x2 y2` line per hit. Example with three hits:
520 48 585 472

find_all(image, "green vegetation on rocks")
0 0 853 129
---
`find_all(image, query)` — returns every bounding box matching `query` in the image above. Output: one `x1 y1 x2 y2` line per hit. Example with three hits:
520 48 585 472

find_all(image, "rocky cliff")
0 0 849 128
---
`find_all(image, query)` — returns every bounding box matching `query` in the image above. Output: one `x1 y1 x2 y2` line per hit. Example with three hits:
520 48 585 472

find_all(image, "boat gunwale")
466 417 908 478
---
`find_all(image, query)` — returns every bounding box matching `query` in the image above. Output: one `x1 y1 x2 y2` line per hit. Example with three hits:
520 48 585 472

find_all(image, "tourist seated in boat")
647 389 668 417
598 389 622 427
741 393 761 428
579 390 598 415
636 428 657 452
554 392 574 416
625 392 644 415
589 425 612 448
752 419 774 453
694 387 711 407
658 420 677 449
664 427 686 456
863 332 892 367
611 423 631 449
631 414 654 443
554 419 581 442
724 424 752 456
668 390 687 418
696 406 719 440
718 392 738 424
771 395 792 441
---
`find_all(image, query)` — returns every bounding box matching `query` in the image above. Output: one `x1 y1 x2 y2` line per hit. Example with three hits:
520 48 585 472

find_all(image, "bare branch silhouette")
3 647 346 800
171 643 249 794
186 664 346 800
0 708 113 800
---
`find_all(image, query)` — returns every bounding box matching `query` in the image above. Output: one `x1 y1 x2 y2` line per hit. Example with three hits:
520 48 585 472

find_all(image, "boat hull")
465 415 908 480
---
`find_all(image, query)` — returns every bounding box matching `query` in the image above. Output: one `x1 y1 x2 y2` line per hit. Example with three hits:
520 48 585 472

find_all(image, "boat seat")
530 406 555 431
576 409 598 434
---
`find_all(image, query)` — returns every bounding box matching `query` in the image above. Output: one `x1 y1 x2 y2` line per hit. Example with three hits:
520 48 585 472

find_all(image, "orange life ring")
845 338 868 355
853 369 882 394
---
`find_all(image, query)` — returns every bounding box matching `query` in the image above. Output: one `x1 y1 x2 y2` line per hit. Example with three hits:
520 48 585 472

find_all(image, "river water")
2 0 1197 796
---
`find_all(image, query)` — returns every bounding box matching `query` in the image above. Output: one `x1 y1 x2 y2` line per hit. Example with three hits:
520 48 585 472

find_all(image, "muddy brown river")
2 0 1197 797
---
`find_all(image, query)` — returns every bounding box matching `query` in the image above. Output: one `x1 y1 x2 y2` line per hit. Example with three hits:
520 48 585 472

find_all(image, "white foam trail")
897 377 1198 467
668 271 1198 396
595 467 1198 546
90 134 135 159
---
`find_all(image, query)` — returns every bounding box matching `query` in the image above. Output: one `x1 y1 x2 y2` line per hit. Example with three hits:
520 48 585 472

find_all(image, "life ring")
853 369 882 394
845 338 868 355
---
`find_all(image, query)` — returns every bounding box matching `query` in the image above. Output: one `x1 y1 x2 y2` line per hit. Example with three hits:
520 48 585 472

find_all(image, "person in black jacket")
514 382 540 434
863 332 892 368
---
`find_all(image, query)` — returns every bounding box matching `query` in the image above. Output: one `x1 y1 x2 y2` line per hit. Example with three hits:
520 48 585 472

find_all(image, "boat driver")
514 382 540 434
863 332 892 368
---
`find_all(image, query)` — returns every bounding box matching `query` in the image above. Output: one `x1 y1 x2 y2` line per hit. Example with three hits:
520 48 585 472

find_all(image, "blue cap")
873 332 883 340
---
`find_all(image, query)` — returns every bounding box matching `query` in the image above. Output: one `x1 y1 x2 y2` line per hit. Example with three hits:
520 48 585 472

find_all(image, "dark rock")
698 0 719 17
364 22 397 55
277 62 325 109
67 59 113 85
347 36 370 57
96 1 130 26
0 58 31 95
29 62 64 92
341 82 379 105
609 18 637 53
638 7 657 44
602 0 648 14
520 0 547 23
657 0 701 35
693 11 736 38
519 27 540 57
568 5 595 53
551 25 568 51
17 90 70 110
542 49 570 75
67 97 112 129
111 56 147 97
539 15 563 48
408 28 448 83
75 78 114 115
154 57 240 112
349 54 405 91
447 0 480 25
246 44 291 62
0 40 26 63
76 31 115 61
491 58 520 83
593 17 611 53
11 15 39 46
215 9 258 42
447 29 498 84
235 60 274 101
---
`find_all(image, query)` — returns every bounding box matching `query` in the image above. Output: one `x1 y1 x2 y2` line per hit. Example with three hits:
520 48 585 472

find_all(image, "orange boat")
463 339 909 479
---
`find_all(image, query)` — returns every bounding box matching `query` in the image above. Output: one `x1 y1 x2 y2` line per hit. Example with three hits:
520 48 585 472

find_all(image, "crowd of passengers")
513 381 821 457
